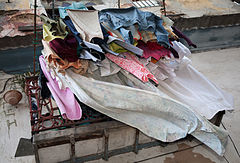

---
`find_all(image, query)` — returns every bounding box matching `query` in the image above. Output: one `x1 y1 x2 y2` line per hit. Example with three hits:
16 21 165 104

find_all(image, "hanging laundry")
39 55 82 120
99 7 170 47
106 52 159 85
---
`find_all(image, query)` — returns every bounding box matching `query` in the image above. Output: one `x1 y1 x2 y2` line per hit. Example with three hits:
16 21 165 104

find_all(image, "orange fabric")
42 40 88 74
151 58 158 64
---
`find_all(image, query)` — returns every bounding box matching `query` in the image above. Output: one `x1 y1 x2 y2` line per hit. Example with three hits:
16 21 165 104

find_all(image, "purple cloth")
49 35 79 62
172 26 197 48
39 55 82 120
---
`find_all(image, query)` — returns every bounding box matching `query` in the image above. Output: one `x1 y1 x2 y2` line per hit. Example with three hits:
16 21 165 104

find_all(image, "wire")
0 78 13 94
223 155 230 163
134 143 203 163
221 122 240 158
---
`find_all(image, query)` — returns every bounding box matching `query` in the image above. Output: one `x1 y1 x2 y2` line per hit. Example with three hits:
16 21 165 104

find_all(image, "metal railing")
25 76 110 134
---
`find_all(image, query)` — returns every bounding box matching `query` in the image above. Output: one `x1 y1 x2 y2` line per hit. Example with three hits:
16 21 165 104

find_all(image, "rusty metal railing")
25 76 110 134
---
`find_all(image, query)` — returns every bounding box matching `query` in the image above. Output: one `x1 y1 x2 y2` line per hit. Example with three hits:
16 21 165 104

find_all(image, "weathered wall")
0 0 30 11
0 72 35 163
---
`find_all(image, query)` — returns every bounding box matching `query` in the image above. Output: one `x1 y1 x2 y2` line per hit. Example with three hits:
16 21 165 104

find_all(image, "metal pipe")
52 0 55 19
118 0 121 8
33 0 37 74
162 0 166 16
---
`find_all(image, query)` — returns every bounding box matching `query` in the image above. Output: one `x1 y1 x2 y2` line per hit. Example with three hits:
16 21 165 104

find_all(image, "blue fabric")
63 18 105 61
63 18 83 43
58 2 88 19
99 7 170 47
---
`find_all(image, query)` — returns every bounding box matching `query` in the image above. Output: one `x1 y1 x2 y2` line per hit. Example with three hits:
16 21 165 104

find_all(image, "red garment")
137 40 171 60
49 34 79 62
106 52 158 85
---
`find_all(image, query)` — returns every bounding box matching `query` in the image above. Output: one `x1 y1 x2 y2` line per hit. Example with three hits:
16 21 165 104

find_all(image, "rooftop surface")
0 47 239 163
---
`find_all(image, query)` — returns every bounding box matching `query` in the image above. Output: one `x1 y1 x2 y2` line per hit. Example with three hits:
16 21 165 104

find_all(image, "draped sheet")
53 66 228 156
157 57 234 119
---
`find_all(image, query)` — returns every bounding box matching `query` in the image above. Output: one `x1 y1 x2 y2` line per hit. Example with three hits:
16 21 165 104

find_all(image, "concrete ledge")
172 13 240 30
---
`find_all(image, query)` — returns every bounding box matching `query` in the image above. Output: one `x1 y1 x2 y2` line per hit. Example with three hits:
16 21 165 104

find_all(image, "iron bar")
118 0 121 8
52 0 55 19
103 129 109 161
33 0 37 74
70 135 76 163
162 0 166 16
133 129 139 154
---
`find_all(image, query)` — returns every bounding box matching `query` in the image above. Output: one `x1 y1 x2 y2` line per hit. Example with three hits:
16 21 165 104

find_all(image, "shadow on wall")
0 46 42 74
182 25 240 52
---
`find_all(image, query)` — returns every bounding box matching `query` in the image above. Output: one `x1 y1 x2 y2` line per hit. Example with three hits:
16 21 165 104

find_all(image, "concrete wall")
34 120 159 163
0 72 35 163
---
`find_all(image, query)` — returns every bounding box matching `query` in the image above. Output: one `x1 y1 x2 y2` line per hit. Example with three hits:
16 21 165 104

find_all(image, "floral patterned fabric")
106 52 159 85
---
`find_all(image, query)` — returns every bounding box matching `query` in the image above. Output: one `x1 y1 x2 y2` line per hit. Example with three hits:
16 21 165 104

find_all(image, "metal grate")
25 76 111 134
132 0 162 8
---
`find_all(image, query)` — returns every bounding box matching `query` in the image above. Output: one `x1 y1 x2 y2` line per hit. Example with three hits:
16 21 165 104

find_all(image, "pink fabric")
137 40 171 60
106 53 159 85
39 55 82 120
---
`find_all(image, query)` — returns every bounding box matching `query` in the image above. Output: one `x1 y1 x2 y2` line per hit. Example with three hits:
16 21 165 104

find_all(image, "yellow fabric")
43 24 66 42
109 41 138 54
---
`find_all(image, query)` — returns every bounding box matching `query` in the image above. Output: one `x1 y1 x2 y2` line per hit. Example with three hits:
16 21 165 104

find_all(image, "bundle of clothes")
38 3 234 156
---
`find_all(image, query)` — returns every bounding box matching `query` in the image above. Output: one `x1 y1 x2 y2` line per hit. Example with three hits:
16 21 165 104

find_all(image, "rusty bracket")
69 135 76 163
103 129 109 161
133 129 140 154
